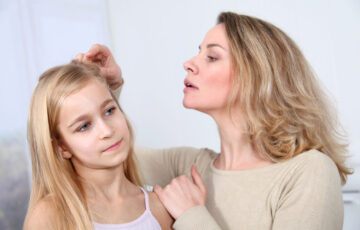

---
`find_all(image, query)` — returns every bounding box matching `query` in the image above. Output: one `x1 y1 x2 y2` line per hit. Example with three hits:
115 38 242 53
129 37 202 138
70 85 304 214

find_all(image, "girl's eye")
207 56 217 62
105 107 116 116
78 123 90 132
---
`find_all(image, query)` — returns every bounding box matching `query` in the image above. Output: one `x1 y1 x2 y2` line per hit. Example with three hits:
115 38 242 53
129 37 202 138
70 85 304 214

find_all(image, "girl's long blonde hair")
26 61 141 230
218 12 352 184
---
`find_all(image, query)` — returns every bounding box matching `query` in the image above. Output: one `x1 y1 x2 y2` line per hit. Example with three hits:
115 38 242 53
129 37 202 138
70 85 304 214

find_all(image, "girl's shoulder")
147 191 174 230
23 196 56 230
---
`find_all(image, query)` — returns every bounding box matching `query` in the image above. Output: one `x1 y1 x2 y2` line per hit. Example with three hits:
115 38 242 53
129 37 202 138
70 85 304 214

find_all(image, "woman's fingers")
85 44 110 58
75 53 86 62
153 168 207 219
77 44 123 90
153 184 164 199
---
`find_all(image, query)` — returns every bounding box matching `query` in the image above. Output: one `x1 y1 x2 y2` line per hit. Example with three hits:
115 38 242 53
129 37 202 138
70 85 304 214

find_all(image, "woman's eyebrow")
199 43 227 51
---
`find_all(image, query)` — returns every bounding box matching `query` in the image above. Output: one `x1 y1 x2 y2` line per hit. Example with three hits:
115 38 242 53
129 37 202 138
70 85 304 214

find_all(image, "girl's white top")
93 187 162 230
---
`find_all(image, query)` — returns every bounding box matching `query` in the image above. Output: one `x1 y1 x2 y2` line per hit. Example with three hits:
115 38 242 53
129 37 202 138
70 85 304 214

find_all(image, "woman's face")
57 79 130 171
183 23 233 114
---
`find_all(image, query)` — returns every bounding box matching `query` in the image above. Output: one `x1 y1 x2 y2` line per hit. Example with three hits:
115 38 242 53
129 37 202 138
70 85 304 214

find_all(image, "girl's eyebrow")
67 98 114 128
68 114 88 128
100 98 114 108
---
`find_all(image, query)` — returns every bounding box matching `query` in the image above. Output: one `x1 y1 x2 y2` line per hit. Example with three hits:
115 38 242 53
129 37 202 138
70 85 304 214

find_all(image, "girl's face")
57 79 130 171
183 23 233 114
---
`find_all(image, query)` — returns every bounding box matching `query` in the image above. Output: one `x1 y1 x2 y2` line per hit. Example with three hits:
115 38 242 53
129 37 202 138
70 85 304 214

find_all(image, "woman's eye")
207 56 217 62
105 107 116 116
78 123 90 132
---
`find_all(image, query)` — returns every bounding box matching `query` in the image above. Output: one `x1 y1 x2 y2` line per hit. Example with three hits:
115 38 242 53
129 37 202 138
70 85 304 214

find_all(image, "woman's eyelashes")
207 55 218 62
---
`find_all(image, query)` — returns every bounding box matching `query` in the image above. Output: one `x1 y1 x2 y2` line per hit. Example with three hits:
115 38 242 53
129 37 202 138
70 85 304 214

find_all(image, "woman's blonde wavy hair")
26 61 141 230
218 12 352 184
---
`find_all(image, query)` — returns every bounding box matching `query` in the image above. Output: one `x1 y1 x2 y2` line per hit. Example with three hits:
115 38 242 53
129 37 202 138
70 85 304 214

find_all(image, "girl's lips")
104 140 122 152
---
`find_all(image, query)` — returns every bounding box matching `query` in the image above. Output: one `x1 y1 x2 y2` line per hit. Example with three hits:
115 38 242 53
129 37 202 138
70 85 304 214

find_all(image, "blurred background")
0 0 359 229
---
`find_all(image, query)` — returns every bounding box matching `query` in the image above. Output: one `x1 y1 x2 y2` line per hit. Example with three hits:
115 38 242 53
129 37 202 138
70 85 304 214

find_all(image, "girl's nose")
98 119 114 139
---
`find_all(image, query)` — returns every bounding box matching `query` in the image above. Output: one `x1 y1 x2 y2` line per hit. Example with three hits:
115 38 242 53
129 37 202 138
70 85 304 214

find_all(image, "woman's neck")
210 109 272 170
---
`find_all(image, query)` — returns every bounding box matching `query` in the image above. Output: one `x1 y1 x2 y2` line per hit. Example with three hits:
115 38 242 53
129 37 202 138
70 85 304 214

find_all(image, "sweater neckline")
209 155 282 175
209 149 318 175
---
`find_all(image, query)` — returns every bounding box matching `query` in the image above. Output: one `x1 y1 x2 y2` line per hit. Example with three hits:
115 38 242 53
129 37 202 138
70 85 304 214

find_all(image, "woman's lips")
183 86 198 93
184 79 199 92
104 140 122 152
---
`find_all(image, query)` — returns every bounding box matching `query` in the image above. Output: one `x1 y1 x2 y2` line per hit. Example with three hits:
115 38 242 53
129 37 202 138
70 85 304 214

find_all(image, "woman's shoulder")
283 149 341 185
24 196 56 230
147 191 173 230
135 146 210 156
135 146 217 165
290 149 337 170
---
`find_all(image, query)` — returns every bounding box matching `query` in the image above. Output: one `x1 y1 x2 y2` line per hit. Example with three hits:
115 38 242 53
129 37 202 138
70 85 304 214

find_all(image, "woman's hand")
76 44 123 90
154 165 207 219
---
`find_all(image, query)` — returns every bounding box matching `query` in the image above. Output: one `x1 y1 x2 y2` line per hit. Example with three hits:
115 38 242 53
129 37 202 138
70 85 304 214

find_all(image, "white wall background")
107 1 360 228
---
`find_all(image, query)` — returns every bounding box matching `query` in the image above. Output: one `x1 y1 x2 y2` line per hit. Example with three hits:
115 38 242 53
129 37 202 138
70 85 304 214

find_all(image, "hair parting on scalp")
26 60 141 230
217 12 352 184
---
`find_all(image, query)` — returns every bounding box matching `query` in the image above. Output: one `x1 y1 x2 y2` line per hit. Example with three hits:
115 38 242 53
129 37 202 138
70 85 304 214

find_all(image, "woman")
24 61 173 230
79 12 352 230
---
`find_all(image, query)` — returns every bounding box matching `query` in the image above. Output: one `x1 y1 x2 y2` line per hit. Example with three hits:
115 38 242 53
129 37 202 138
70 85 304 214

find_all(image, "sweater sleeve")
134 146 204 187
173 206 222 230
273 151 344 230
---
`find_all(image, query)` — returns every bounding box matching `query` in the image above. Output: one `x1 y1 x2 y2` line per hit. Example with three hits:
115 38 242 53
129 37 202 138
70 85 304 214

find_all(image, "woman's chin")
182 99 195 109
183 100 206 114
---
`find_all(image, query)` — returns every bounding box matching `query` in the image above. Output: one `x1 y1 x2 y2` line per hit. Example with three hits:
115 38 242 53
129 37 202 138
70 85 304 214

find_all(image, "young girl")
24 61 173 230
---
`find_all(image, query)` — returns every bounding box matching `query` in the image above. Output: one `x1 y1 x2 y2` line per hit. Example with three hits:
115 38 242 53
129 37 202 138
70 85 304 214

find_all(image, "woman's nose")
183 57 198 75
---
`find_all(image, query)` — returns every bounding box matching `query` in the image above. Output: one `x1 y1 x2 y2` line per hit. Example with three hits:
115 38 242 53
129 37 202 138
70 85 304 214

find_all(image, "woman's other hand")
154 165 207 219
76 44 123 90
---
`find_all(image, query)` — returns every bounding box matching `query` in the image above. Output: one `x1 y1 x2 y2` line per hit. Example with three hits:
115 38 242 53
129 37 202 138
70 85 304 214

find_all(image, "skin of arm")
23 198 56 230
148 191 174 230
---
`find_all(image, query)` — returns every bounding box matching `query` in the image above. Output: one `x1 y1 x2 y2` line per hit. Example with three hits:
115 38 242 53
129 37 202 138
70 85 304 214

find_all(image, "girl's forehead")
58 80 113 122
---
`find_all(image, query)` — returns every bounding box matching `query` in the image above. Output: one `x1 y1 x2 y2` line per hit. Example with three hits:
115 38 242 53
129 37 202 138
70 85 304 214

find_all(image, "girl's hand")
76 44 123 90
154 165 207 219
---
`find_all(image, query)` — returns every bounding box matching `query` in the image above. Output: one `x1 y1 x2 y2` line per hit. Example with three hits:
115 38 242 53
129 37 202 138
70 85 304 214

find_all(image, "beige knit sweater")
135 147 343 230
